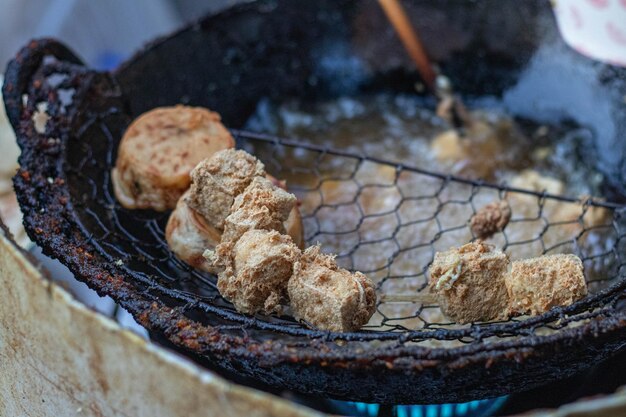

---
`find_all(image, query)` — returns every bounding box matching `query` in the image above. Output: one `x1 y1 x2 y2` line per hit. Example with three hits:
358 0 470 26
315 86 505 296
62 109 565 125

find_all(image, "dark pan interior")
116 0 626 199
4 0 626 405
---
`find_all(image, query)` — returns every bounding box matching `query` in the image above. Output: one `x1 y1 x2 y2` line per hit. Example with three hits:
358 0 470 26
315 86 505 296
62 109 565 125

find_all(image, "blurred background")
0 0 243 71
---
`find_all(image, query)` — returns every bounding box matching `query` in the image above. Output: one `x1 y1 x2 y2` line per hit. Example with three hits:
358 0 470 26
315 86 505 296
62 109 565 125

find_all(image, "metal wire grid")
63 105 626 345
2 39 620 355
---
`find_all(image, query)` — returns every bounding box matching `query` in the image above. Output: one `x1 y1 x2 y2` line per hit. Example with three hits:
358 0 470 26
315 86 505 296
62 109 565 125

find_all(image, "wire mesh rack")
63 122 626 344
5 38 626 405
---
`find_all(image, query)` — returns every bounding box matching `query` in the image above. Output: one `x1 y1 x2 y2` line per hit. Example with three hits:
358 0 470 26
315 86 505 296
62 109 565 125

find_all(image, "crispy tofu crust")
288 246 377 332
166 195 302 272
212 229 300 314
168 152 303 272
506 254 587 316
470 200 512 240
221 176 297 245
186 149 265 230
428 241 510 324
284 205 304 250
165 190 222 274
112 105 234 211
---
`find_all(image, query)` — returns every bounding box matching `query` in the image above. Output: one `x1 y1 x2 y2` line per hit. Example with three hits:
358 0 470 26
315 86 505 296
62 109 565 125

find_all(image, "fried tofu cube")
221 176 297 244
165 190 221 274
288 246 377 332
506 254 587 316
470 200 512 240
112 105 234 211
428 241 510 323
186 149 265 230
210 229 300 314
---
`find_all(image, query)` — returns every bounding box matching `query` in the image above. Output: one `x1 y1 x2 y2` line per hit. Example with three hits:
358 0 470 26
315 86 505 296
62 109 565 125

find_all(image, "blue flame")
330 396 507 417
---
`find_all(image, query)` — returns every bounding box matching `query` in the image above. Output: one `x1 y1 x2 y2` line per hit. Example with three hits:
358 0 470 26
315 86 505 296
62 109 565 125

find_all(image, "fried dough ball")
221 176 297 244
112 105 234 211
209 229 300 314
186 149 265 230
506 254 587 316
165 190 221 273
470 200 512 240
288 246 377 332
428 241 510 323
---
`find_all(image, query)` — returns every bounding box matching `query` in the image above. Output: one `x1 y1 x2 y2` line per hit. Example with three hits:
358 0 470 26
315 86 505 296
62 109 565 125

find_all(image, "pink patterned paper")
553 0 626 66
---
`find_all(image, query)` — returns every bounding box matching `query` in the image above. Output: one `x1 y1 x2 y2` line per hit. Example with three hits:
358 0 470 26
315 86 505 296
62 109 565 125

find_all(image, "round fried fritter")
112 105 234 211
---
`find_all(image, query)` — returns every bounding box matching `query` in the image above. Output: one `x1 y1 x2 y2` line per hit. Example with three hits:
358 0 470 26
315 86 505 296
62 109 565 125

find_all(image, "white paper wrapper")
552 0 626 67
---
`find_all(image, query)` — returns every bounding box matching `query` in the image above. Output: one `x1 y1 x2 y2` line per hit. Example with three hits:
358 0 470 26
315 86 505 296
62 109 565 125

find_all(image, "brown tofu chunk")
165 190 221 274
221 176 297 244
186 149 265 230
168 164 303 273
470 200 511 240
211 229 300 314
112 105 234 211
428 241 510 323
288 246 377 332
506 254 587 316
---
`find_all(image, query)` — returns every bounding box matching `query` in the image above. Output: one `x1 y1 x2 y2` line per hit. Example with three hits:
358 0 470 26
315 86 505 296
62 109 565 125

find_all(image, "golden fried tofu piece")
284 205 304 250
167 170 303 273
167 197 302 274
288 246 377 332
470 200 511 240
428 241 510 323
267 174 304 249
221 176 297 244
209 229 300 314
112 105 234 211
506 254 587 316
186 149 265 230
165 190 221 273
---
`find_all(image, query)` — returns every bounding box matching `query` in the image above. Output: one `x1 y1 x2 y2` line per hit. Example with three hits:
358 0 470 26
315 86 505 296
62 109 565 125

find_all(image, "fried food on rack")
221 176 297 244
470 200 511 240
112 105 234 211
268 175 305 249
210 229 300 314
167 152 303 272
205 171 377 330
428 241 509 324
165 190 221 273
186 149 265 230
506 254 587 316
288 246 377 332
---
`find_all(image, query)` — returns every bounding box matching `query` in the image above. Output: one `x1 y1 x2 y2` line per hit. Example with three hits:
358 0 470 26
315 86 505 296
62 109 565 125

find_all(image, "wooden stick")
377 0 438 91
